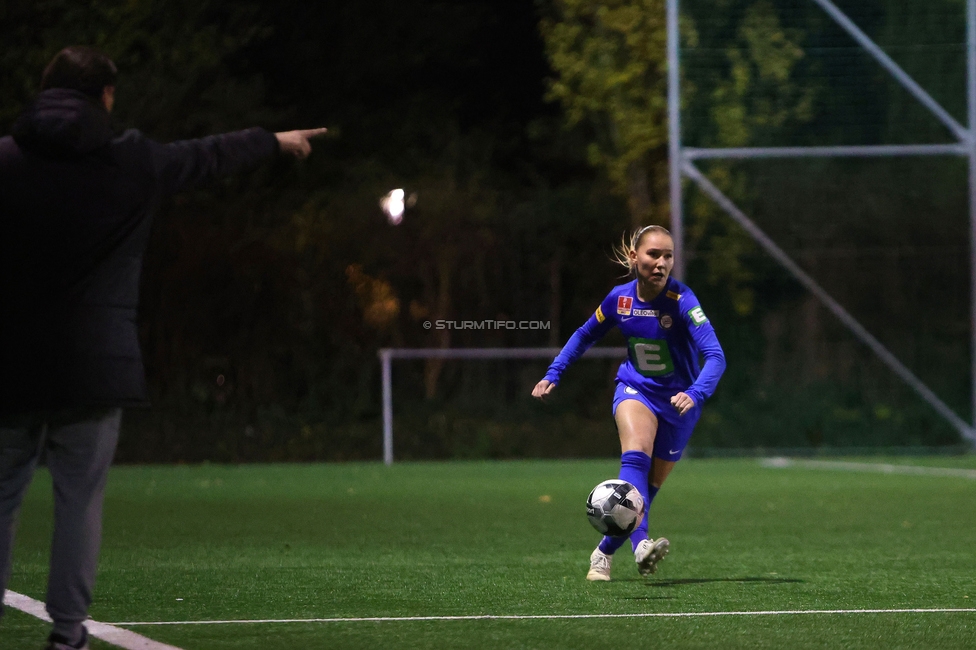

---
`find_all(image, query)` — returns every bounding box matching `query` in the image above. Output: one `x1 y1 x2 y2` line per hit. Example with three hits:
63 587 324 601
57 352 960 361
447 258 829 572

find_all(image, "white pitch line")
3 591 183 650
108 608 976 626
760 457 976 479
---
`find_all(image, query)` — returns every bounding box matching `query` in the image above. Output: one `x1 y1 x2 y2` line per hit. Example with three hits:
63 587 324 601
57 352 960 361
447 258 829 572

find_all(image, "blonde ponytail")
612 225 672 276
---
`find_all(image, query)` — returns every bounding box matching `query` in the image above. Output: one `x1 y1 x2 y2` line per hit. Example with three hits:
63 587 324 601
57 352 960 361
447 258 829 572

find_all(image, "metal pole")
685 144 969 160
383 347 626 360
376 347 628 465
667 0 684 279
968 0 976 440
684 160 976 444
380 349 393 465
811 0 969 143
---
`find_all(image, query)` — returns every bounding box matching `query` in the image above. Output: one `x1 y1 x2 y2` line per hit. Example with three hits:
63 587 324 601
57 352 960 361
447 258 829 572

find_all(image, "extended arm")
151 127 328 195
533 300 615 400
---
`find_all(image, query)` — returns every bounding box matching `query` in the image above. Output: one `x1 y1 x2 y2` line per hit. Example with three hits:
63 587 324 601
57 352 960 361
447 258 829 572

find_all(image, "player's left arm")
673 294 726 413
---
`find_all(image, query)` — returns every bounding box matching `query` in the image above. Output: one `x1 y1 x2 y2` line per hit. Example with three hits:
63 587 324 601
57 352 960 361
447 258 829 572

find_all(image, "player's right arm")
532 292 618 401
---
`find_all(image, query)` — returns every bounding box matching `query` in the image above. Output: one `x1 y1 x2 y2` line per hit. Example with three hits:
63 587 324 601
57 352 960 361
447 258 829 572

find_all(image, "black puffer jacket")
0 89 279 414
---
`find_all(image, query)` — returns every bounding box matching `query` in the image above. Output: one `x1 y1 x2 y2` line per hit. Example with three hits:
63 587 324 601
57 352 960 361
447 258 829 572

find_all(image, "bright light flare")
381 188 405 225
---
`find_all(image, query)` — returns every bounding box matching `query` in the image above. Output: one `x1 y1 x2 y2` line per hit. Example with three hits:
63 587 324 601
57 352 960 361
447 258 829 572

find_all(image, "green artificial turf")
2 458 975 649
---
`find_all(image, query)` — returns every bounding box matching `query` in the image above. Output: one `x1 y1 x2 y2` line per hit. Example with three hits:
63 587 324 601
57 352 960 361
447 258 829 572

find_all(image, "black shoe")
45 627 89 650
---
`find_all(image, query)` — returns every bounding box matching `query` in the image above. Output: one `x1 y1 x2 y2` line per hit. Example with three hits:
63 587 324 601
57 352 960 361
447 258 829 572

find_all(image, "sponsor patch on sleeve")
666 290 681 301
595 305 605 323
687 306 708 326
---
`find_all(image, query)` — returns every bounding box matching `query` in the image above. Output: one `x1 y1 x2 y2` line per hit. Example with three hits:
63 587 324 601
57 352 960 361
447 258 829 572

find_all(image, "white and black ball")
586 479 645 537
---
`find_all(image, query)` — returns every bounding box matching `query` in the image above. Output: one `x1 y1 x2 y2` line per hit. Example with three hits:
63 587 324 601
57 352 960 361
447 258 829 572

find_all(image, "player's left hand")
670 392 695 416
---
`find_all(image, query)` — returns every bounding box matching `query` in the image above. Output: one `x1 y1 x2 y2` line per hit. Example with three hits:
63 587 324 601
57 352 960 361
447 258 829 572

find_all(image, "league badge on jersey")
659 314 673 329
617 296 633 316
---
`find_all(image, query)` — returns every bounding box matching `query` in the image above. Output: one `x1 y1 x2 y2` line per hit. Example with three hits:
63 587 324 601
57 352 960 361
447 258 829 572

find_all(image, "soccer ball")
586 480 645 537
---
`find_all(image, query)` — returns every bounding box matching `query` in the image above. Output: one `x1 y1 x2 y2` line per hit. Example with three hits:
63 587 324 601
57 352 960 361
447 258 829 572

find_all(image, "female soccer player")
532 225 726 580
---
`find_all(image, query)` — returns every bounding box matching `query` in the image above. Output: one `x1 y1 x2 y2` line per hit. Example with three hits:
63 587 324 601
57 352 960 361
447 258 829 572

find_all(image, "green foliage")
686 0 816 316
706 0 814 148
540 0 670 223
0 0 275 136
540 0 816 316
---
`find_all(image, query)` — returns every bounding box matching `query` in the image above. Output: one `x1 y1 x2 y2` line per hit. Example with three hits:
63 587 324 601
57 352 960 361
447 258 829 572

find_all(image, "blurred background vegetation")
1 0 969 460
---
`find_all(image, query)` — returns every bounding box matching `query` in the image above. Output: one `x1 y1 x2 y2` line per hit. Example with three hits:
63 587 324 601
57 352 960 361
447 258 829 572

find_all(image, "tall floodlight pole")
667 0 684 279
969 0 976 432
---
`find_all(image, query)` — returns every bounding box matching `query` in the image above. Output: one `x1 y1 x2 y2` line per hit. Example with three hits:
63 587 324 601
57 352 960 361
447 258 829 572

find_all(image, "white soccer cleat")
635 537 670 576
586 548 613 581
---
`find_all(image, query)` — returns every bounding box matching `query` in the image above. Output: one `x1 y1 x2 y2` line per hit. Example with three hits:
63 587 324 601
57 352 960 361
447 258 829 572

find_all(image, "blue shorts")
612 381 701 462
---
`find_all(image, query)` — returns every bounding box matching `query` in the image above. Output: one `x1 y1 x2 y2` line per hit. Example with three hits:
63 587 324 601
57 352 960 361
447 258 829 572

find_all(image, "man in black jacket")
0 46 327 650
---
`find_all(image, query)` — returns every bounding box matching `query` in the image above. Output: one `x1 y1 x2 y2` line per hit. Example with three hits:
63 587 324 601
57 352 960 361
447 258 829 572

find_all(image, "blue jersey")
544 277 726 406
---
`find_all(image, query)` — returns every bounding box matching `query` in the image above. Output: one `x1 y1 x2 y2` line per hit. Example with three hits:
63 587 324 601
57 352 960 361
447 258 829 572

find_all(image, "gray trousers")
0 407 121 641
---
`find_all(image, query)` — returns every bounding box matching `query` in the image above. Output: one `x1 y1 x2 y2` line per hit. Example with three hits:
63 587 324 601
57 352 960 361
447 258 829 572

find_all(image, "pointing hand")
275 128 329 159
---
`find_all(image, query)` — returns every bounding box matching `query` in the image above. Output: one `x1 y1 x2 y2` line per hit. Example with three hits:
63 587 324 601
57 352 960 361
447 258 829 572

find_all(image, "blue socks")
598 450 654 555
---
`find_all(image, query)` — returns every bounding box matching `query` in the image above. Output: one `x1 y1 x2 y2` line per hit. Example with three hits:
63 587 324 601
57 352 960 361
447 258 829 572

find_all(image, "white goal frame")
668 0 976 446
377 347 627 465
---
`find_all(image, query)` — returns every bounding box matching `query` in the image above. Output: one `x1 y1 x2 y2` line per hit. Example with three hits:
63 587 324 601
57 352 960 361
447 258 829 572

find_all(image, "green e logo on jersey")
628 337 675 377
688 306 708 326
